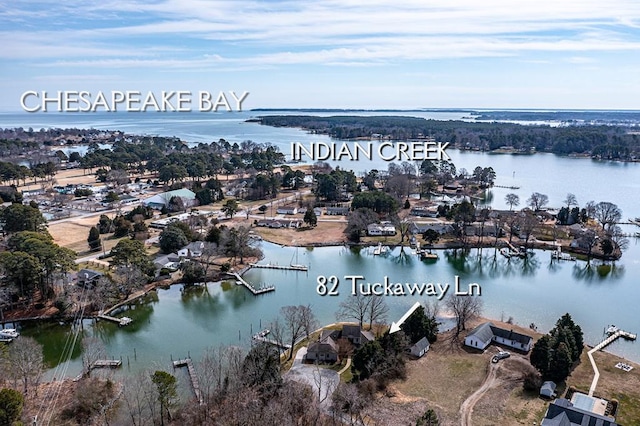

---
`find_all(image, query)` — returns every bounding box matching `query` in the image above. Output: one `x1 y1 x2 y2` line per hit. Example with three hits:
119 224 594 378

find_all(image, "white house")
464 322 533 353
367 223 396 236
178 241 205 258
144 188 196 210
276 206 298 215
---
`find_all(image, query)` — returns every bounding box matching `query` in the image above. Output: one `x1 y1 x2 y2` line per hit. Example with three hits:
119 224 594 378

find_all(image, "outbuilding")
409 337 430 358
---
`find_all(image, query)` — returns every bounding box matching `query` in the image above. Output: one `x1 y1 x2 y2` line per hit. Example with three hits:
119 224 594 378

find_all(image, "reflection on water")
19 239 640 378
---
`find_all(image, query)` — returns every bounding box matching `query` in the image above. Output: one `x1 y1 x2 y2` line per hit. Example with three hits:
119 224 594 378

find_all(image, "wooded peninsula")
253 114 640 160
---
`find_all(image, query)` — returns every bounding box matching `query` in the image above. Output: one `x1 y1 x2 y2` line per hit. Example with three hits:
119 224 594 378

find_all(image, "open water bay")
2 110 639 375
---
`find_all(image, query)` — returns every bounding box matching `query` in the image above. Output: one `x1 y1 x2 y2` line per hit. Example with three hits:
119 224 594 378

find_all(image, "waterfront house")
178 241 205 258
540 398 618 425
154 253 180 272
464 322 533 353
367 222 397 236
77 269 103 288
342 325 374 345
306 330 339 363
410 222 453 235
409 337 430 358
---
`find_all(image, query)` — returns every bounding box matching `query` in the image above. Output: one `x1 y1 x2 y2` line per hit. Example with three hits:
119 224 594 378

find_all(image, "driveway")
286 347 340 409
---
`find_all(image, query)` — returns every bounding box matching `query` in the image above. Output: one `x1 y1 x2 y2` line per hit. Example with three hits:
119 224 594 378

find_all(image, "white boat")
0 328 19 339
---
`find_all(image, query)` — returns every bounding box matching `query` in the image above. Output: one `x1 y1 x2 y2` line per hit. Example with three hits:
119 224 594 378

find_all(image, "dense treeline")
256 115 640 159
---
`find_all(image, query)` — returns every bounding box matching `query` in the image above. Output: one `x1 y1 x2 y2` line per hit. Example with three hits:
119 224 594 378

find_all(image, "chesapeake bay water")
2 111 639 375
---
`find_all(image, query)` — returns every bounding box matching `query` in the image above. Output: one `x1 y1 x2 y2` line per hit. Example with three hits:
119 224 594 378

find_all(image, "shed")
540 381 557 398
409 337 430 358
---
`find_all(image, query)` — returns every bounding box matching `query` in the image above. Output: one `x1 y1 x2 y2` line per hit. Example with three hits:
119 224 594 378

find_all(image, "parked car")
492 351 511 363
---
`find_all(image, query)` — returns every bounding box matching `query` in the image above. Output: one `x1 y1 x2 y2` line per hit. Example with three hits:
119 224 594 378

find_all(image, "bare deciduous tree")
366 296 389 332
336 294 370 328
594 201 622 232
527 192 549 211
82 336 106 378
331 382 370 425
280 305 316 361
445 294 483 339
4 336 44 394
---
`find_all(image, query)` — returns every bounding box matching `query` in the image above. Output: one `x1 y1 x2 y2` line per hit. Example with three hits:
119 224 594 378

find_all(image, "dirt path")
459 361 499 426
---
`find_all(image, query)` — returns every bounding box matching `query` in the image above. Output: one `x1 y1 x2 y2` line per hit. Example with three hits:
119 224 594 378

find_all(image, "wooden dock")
229 273 275 295
587 327 637 396
173 358 203 405
98 314 133 326
250 263 308 272
252 335 291 350
91 359 122 369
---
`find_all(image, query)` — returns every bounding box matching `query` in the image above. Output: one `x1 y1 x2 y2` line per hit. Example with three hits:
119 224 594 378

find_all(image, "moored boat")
0 328 19 339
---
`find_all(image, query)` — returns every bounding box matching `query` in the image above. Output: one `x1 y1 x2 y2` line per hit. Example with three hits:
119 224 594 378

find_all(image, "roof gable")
466 322 495 344
490 325 533 345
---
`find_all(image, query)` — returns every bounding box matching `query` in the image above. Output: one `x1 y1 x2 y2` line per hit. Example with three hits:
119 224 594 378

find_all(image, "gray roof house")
541 398 618 426
409 337 430 358
77 269 103 287
342 325 375 345
306 331 339 363
326 206 350 216
154 253 180 272
178 241 205 258
540 381 557 398
464 322 533 353
144 188 196 209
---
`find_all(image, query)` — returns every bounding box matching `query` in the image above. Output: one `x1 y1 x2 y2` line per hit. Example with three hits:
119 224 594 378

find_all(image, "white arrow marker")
389 301 422 334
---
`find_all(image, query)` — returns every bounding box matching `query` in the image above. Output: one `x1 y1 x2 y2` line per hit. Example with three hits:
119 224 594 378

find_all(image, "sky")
2 0 640 111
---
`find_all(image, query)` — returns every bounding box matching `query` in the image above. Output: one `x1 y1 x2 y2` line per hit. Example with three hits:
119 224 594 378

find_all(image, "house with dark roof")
154 253 180 272
464 322 533 352
77 269 103 288
306 330 339 363
541 398 618 426
342 325 375 345
306 325 374 364
409 337 430 358
326 206 350 216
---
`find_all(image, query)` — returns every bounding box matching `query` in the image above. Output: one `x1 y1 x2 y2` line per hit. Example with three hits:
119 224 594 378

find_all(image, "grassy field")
367 319 640 425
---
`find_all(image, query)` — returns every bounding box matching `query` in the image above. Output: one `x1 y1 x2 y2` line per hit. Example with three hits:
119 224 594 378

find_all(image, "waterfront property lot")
254 220 348 246
372 319 640 425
